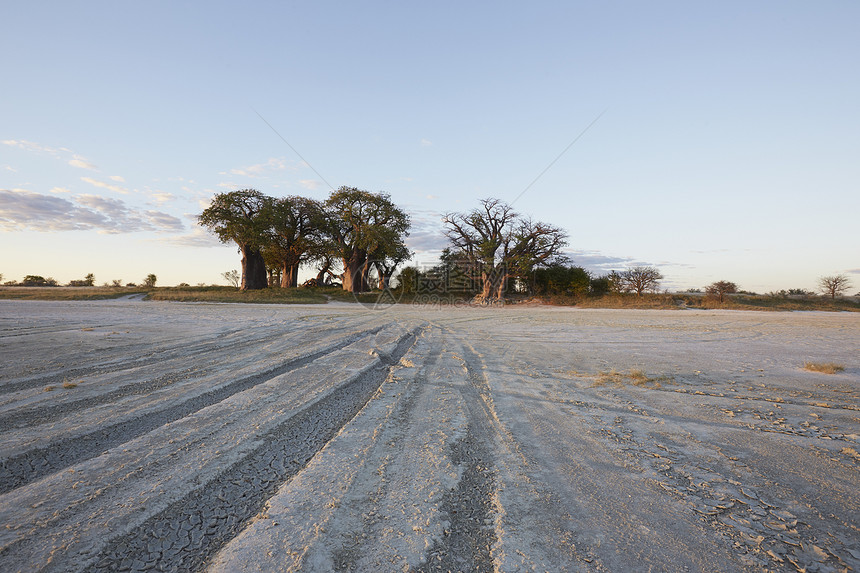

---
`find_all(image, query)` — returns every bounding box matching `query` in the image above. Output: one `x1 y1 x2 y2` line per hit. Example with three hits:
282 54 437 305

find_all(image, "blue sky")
2 1 858 292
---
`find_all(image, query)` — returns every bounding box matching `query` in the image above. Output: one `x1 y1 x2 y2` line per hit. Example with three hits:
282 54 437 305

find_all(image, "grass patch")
804 362 846 374
0 286 147 301
146 285 329 304
536 293 860 312
62 378 78 389
592 369 666 389
44 385 56 392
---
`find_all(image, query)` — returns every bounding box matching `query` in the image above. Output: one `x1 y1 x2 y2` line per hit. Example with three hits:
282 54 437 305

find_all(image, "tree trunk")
240 245 268 290
342 249 367 292
315 262 330 285
280 261 299 288
479 265 507 302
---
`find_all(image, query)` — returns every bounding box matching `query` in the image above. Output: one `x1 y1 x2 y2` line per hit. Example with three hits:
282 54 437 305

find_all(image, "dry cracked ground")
0 299 858 572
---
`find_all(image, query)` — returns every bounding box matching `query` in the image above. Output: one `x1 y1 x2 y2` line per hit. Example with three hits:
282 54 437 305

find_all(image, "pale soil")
0 300 857 572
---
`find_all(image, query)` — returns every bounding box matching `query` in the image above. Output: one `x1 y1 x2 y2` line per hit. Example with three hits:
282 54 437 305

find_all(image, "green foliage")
198 189 272 248
21 275 57 286
143 274 157 288
533 264 590 297
588 275 611 296
324 187 411 292
394 266 419 292
68 273 96 287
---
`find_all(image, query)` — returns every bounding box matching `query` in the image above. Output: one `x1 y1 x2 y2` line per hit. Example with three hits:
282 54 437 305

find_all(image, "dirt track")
1 300 858 572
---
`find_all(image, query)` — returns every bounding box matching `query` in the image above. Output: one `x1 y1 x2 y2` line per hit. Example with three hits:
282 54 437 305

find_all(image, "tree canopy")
198 189 271 290
818 274 852 299
443 198 567 301
199 187 411 293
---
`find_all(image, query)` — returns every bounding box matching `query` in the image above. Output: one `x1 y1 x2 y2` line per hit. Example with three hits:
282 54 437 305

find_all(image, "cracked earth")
1 300 858 572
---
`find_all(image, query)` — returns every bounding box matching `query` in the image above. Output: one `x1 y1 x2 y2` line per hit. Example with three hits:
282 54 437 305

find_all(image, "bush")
21 275 58 286
533 264 590 297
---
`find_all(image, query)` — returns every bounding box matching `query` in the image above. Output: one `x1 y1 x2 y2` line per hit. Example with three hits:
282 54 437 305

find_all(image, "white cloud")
68 157 98 170
3 165 17 172
49 187 71 194
225 157 293 179
299 179 321 190
2 139 60 154
81 176 128 194
420 139 433 147
109 175 125 182
0 188 183 233
149 191 175 205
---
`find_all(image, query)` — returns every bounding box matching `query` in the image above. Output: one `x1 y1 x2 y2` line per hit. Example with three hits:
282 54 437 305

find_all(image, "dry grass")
592 369 666 389
62 378 79 389
803 362 846 374
0 286 146 300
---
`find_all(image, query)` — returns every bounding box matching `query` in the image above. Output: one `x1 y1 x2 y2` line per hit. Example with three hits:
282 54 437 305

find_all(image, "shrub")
803 362 845 374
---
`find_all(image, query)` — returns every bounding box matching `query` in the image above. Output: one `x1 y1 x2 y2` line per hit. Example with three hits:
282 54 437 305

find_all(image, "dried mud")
0 300 857 572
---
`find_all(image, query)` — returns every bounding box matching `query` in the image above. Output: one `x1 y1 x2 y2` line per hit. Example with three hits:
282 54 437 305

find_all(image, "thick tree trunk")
240 245 268 290
479 265 508 302
342 249 367 292
280 262 299 288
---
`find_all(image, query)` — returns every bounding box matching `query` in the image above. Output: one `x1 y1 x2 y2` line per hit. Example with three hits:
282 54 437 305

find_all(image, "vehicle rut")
0 326 386 495
82 330 419 573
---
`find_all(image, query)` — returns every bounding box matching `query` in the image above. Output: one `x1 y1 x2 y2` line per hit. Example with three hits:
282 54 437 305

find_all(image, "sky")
2 1 858 293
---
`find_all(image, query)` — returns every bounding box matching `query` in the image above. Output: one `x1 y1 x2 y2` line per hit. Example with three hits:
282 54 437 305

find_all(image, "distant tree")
143 274 157 288
589 275 612 297
369 239 412 290
818 274 852 299
199 189 271 290
705 280 738 303
68 273 96 287
111 279 123 287
618 266 663 296
0 273 3 283
222 270 240 289
22 275 57 286
394 266 419 292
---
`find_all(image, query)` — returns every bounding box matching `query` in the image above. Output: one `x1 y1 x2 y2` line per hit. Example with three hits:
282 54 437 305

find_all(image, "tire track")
0 326 386 495
82 330 419 573
0 328 249 395
0 322 381 429
416 335 497 573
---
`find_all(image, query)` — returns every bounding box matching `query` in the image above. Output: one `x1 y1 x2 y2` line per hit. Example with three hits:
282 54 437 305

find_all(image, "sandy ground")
0 299 858 572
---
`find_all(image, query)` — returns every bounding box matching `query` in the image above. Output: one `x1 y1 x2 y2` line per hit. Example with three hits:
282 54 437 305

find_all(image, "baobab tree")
198 189 270 290
324 187 410 293
443 198 567 302
263 196 325 288
818 274 852 299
